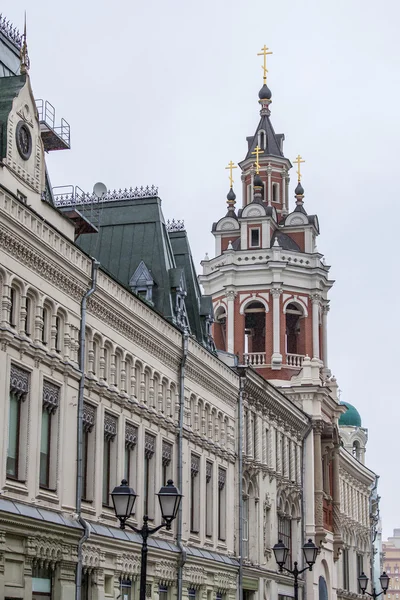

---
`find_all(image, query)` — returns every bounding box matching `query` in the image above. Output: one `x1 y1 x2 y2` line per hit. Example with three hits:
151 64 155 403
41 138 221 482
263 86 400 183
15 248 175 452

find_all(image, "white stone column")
226 289 236 354
241 172 246 205
267 164 272 206
271 288 282 367
322 305 329 367
311 294 321 360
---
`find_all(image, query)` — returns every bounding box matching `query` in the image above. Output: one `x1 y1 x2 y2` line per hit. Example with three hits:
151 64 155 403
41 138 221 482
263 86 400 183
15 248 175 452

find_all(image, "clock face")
15 120 32 160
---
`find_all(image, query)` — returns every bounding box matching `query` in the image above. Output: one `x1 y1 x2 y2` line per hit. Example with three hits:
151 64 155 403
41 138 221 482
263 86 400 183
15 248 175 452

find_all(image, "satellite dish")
93 182 107 198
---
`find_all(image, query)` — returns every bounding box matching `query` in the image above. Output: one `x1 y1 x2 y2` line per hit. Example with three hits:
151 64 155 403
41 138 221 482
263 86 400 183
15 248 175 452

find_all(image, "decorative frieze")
144 433 155 458
10 364 29 398
82 403 96 432
104 413 117 441
125 423 138 449
191 455 200 477
162 441 172 466
42 380 60 414
218 467 226 490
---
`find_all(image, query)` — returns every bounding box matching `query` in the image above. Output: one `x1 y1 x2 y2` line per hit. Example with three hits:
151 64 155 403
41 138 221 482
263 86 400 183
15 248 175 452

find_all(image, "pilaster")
271 288 282 367
225 289 236 354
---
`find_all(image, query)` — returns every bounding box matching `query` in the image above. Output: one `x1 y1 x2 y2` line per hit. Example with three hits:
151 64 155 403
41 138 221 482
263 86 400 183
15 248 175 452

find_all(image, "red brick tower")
199 49 334 383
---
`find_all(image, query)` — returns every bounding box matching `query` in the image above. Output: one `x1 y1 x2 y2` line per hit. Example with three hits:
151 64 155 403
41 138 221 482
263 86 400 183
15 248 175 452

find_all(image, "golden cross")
252 145 262 174
225 160 237 189
293 154 305 181
257 45 273 84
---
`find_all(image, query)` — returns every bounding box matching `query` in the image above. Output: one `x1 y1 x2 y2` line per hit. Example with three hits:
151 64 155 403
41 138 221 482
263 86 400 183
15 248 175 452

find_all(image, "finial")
293 154 305 182
20 12 30 74
257 44 273 86
226 187 236 212
251 145 262 174
253 173 264 203
204 252 209 261
227 240 233 250
225 160 237 189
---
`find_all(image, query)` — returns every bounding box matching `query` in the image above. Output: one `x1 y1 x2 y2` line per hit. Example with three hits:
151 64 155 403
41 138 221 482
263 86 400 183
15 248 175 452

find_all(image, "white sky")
5 0 400 539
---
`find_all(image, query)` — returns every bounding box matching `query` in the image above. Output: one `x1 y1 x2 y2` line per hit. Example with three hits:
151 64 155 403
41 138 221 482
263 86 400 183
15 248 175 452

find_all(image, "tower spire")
257 44 273 116
225 160 237 214
20 12 30 74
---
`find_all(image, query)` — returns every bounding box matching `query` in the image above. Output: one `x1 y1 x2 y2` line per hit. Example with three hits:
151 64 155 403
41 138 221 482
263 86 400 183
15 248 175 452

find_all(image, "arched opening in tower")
244 302 266 355
214 306 227 351
285 303 306 356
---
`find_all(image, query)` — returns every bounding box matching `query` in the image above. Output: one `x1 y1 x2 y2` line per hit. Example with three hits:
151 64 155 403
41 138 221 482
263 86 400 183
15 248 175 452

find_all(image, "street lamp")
273 539 319 600
111 479 182 600
358 571 390 599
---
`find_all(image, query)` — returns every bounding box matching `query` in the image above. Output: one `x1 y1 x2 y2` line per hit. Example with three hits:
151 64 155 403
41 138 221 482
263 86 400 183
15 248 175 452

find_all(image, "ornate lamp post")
273 539 319 600
111 479 182 600
358 572 390 599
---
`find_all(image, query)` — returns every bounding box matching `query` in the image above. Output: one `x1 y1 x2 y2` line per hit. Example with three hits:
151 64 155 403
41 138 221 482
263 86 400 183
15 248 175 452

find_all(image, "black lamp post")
358 571 390 599
111 479 182 600
273 539 319 600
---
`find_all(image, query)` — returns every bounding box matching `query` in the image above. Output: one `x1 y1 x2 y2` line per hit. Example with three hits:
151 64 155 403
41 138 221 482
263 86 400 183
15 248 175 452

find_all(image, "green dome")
339 402 362 427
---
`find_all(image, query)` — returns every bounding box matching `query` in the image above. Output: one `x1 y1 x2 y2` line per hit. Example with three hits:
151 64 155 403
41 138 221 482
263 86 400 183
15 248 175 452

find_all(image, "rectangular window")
120 579 132 600
216 594 224 600
103 413 117 506
42 307 48 344
357 554 364 585
124 423 138 485
39 381 60 490
9 287 16 326
159 585 168 600
188 590 196 600
24 296 31 336
272 182 279 203
218 467 227 541
278 515 292 568
54 315 61 353
6 365 29 480
190 454 200 533
144 433 156 518
250 228 260 248
343 548 349 590
205 461 213 537
82 403 96 500
162 440 173 485
243 496 249 558
6 392 21 478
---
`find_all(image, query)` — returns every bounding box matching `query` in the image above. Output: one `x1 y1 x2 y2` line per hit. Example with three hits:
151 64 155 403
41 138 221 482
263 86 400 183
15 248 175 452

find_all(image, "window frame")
249 227 261 248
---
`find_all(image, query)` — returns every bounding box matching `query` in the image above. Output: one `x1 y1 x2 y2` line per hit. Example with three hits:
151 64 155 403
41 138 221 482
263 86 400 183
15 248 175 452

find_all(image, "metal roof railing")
35 99 70 151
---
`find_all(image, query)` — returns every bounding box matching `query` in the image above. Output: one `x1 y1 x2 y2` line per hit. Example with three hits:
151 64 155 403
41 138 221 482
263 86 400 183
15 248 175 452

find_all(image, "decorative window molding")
42 380 60 414
191 455 200 478
125 423 138 450
83 403 96 432
10 364 29 399
162 440 172 467
145 432 155 458
104 413 117 441
206 461 212 483
218 467 226 490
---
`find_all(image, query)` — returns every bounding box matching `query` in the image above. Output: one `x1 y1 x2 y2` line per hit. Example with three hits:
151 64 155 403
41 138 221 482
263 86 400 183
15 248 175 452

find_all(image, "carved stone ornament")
42 380 60 414
162 440 172 466
206 461 212 483
125 423 138 449
82 403 96 432
191 454 200 477
144 432 155 458
155 559 178 586
218 467 226 490
10 364 30 399
104 413 117 441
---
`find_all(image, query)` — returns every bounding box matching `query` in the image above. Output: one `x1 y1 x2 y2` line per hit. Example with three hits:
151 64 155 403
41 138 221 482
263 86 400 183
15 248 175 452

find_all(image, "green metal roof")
339 401 362 428
0 74 26 158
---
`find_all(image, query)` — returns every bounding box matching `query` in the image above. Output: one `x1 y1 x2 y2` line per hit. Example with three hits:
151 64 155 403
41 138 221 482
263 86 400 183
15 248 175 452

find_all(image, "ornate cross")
257 45 273 84
252 145 262 174
293 154 305 181
225 160 237 189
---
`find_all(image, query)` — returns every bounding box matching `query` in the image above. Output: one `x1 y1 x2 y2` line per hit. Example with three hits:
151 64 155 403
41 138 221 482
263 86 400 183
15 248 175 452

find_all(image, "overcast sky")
5 0 400 539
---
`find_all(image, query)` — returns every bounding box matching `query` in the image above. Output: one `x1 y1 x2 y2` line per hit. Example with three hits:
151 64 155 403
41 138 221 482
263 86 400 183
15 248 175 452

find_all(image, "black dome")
253 174 263 187
259 84 272 100
295 181 304 196
227 187 236 201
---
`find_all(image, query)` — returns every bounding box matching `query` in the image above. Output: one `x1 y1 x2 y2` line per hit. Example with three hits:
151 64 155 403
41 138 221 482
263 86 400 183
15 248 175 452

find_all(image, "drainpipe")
75 258 99 600
301 420 313 600
177 328 189 600
238 373 245 600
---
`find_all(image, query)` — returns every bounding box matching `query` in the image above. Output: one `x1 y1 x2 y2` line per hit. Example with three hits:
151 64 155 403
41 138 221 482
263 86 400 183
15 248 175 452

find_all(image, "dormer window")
250 228 260 248
129 261 155 305
258 130 266 150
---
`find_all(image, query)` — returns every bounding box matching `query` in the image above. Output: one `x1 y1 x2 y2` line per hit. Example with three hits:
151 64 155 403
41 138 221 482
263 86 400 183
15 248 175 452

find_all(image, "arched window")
352 440 361 461
214 306 227 352
244 301 266 360
285 303 304 356
258 130 266 150
42 302 52 346
9 285 18 327
272 182 279 203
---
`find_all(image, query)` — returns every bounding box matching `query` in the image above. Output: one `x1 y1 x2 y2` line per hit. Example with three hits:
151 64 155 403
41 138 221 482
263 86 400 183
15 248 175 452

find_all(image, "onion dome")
295 181 304 196
227 188 236 202
339 402 362 428
259 84 272 100
254 174 263 187
226 187 236 214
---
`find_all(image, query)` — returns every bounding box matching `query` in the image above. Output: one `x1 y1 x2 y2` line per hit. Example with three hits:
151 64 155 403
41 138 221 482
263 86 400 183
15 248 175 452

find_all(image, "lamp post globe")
273 540 289 570
111 480 137 526
380 572 390 594
302 539 318 569
358 572 369 594
157 480 182 529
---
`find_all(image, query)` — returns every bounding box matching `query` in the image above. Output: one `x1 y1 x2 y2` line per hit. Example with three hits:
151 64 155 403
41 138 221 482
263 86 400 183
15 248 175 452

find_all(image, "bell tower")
199 47 334 383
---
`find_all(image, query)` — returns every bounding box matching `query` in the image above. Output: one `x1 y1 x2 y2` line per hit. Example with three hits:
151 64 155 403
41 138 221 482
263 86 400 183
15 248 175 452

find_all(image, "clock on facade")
15 120 32 160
